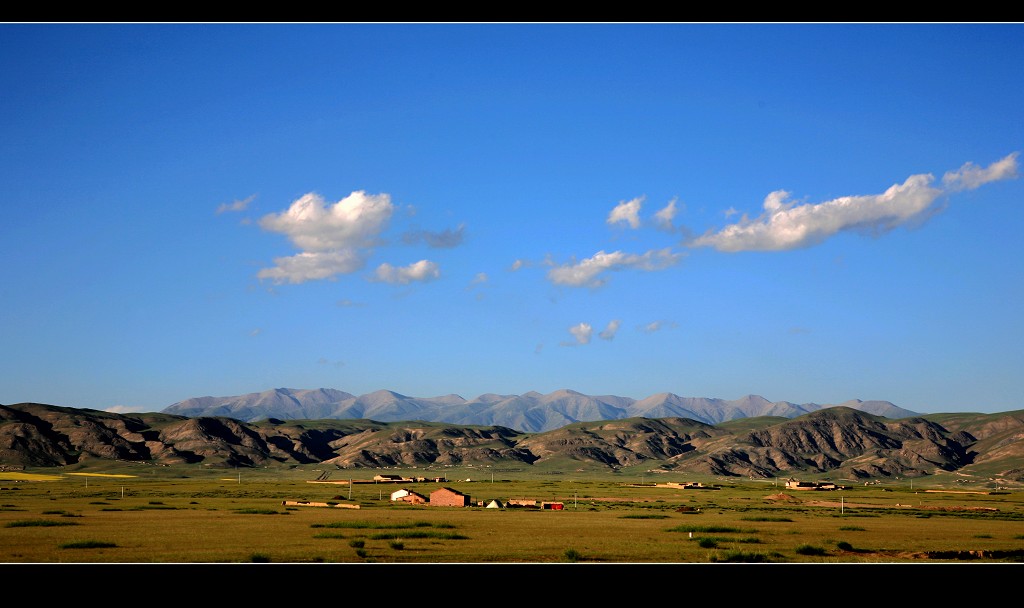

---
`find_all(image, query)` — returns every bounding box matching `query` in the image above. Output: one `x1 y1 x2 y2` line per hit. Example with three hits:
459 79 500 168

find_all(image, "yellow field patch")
65 472 137 478
0 472 64 481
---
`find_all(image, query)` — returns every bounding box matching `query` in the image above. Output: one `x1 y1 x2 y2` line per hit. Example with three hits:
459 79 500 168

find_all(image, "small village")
303 473 567 509
293 473 746 510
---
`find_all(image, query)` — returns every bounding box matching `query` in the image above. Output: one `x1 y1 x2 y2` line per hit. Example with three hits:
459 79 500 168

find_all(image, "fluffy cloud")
942 152 1019 192
373 259 441 284
688 153 1019 253
259 191 394 252
607 196 644 229
654 198 678 229
255 190 395 284
402 223 466 248
599 319 621 340
216 194 255 214
257 250 365 284
547 248 683 288
563 322 593 346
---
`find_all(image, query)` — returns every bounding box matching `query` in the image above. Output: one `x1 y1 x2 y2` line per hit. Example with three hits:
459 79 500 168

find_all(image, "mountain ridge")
4 401 1023 484
161 387 920 433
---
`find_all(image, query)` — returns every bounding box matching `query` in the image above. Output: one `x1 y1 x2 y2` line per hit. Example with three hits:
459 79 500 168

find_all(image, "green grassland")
2 462 1023 564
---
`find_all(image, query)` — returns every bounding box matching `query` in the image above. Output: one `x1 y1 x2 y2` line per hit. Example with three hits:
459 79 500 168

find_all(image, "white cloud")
561 322 593 346
640 320 677 333
249 328 262 336
216 194 256 215
257 250 365 284
689 177 941 252
259 191 394 252
255 190 396 284
336 298 364 307
468 272 491 288
689 154 1019 253
373 259 441 284
466 272 488 297
607 196 644 229
599 319 621 340
654 198 678 229
547 248 683 288
510 259 524 271
942 152 1019 192
402 223 466 248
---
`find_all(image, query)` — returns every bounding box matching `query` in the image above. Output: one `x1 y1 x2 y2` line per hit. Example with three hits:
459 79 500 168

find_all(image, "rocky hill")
161 387 920 432
4 401 1023 484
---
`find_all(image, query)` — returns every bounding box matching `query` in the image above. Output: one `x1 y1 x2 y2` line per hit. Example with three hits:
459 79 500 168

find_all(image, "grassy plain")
2 463 1023 564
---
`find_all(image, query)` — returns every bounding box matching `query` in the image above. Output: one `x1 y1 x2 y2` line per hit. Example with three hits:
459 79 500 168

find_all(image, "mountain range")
161 387 920 433
3 401 1023 484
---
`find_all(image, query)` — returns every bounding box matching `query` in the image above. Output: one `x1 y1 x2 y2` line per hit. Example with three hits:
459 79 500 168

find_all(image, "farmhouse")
374 474 408 483
390 488 428 504
785 478 845 491
429 487 471 507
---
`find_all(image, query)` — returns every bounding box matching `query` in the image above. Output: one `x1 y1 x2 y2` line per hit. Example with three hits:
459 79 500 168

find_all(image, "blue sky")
2 23 1022 415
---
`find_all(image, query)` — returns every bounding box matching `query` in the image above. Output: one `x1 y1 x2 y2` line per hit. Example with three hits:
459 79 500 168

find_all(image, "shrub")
795 544 828 556
389 541 405 550
349 540 365 548
59 540 117 549
6 519 79 528
355 548 368 558
564 548 582 562
249 553 271 562
711 551 774 563
836 541 854 551
698 538 718 548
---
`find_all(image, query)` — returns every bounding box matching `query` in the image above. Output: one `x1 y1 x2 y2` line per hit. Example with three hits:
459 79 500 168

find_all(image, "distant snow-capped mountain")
160 388 920 433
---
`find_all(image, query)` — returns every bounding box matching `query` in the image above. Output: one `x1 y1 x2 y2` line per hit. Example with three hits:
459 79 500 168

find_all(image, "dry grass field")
2 465 1023 566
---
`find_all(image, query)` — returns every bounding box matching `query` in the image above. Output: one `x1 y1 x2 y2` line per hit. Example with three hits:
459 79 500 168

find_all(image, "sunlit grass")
0 467 1022 563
